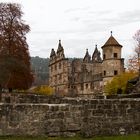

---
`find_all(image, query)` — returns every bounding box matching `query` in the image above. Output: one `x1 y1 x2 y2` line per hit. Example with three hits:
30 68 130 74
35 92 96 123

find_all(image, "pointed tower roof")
57 40 64 53
92 45 102 62
102 31 122 48
50 48 56 57
84 49 90 58
92 44 98 57
83 49 91 62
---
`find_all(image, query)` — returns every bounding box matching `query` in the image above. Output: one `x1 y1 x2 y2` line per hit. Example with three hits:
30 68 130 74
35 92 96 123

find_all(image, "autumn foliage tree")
104 71 137 95
0 3 33 91
127 29 140 72
32 85 54 95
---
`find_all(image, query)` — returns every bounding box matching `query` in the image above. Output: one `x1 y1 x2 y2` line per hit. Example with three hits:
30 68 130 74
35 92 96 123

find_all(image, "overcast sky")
1 0 140 60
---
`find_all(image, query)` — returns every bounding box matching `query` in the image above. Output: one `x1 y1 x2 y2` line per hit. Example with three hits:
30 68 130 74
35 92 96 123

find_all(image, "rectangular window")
81 83 84 90
103 54 106 59
114 70 118 75
59 62 61 69
90 83 94 89
55 65 57 70
114 53 117 58
51 66 53 72
86 84 88 89
55 75 57 81
59 74 62 80
104 71 106 76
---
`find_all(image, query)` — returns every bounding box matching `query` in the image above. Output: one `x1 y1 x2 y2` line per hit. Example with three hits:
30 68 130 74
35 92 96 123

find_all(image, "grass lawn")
0 135 140 140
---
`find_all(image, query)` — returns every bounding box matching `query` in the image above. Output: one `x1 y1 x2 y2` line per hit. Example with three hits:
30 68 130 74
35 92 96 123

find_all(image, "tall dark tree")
0 3 33 91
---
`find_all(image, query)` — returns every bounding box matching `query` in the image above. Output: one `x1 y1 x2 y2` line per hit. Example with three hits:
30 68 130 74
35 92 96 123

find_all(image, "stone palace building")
49 32 125 95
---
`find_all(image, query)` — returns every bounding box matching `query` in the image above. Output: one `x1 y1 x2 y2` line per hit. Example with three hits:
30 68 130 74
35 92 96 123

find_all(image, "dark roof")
57 40 64 53
50 48 56 57
92 45 102 62
83 49 91 62
92 45 98 57
102 35 122 48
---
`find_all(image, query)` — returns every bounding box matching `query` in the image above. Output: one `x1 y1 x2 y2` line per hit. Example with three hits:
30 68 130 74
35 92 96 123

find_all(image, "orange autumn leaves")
0 3 33 90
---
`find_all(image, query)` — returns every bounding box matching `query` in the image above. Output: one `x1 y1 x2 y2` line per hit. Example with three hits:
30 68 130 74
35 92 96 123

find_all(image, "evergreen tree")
0 3 33 91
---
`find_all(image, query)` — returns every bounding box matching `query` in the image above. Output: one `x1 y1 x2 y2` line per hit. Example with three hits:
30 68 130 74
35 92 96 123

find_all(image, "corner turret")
102 31 125 85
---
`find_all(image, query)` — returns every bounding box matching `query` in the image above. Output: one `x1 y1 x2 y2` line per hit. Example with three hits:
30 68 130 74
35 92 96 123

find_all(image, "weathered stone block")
63 132 76 137
60 105 69 111
0 97 140 137
66 124 80 131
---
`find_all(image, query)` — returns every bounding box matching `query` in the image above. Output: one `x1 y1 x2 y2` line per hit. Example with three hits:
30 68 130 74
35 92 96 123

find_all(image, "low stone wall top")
0 93 63 104
0 95 140 137
1 92 140 104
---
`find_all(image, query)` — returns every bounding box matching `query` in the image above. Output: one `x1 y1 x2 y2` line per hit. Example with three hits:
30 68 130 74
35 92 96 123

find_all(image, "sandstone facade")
49 33 125 95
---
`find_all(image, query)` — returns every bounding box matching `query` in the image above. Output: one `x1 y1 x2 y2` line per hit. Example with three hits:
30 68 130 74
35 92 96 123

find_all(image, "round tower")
102 32 125 84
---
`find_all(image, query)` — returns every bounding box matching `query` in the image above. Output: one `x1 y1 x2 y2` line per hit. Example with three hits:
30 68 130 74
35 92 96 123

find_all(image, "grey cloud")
30 29 84 36
71 9 140 25
29 9 140 58
97 11 140 28
31 31 55 34
65 6 90 13
118 10 140 23
87 10 113 17
71 17 81 21
100 10 140 26
68 9 113 22
73 10 140 35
